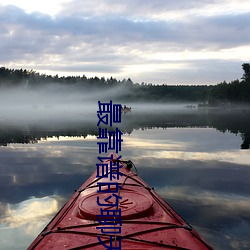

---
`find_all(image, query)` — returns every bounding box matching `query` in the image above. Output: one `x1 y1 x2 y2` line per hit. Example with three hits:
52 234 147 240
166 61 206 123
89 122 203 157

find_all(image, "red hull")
28 154 213 249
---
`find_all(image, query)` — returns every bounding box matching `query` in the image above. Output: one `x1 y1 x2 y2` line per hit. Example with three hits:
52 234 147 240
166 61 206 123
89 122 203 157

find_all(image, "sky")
0 0 250 85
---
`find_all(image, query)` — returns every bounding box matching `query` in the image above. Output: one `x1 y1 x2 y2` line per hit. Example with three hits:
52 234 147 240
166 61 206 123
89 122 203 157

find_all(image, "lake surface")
0 104 250 249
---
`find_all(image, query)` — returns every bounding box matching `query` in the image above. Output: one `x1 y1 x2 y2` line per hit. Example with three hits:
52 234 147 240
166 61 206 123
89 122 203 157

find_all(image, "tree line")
208 63 250 105
0 63 249 104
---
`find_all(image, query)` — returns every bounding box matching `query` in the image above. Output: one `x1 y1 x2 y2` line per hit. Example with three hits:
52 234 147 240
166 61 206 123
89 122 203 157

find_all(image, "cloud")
0 1 250 84
58 0 243 19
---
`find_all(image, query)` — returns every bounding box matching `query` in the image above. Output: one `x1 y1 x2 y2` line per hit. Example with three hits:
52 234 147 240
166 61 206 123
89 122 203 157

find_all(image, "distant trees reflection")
0 110 249 149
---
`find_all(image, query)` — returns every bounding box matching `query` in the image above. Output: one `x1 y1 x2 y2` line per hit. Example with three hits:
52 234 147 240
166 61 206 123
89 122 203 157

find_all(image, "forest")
0 63 250 104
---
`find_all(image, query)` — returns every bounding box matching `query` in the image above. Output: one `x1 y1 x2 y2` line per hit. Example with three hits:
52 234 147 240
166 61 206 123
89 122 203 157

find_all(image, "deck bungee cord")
28 154 213 249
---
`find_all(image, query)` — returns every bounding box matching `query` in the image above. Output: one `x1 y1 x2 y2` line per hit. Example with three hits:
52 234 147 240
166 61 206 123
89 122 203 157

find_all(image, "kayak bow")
28 153 213 249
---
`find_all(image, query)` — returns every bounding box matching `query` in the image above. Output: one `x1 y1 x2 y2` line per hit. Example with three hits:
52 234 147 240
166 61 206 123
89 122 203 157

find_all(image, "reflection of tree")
0 132 38 146
0 109 250 149
241 133 250 149
201 109 250 150
0 123 100 146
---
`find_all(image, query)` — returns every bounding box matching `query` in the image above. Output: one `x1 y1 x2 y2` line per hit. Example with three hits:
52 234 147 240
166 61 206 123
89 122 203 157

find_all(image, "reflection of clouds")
157 186 250 249
0 196 62 250
4 138 98 177
122 147 250 168
42 135 97 142
0 202 7 218
157 186 250 216
153 150 250 166
0 138 99 208
194 223 250 250
0 196 59 230
0 128 249 250
122 129 249 166
123 127 243 152
123 137 185 150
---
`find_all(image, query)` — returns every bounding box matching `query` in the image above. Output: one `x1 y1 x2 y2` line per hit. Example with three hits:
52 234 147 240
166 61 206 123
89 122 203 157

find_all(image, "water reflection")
1 196 59 228
121 128 250 249
0 196 62 250
0 108 250 249
0 107 250 149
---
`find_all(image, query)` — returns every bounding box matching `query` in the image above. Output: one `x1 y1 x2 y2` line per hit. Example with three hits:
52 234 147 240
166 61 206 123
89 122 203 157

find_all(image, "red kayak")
28 153 213 249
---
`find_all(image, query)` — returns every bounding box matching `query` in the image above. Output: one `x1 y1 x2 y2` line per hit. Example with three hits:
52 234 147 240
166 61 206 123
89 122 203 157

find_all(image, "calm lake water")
0 104 250 249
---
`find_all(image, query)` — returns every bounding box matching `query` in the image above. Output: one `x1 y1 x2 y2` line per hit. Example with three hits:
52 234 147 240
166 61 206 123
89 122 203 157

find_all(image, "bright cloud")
0 0 67 15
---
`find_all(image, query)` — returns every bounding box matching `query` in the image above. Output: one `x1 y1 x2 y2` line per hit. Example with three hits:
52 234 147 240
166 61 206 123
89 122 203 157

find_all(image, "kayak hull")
28 153 213 249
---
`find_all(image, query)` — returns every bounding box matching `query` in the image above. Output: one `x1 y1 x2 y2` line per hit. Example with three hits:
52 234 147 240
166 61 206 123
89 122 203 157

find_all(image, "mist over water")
1 84 250 148
0 84 197 124
0 85 96 121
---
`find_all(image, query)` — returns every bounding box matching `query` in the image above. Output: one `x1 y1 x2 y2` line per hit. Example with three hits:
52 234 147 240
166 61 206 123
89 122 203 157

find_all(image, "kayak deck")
28 154 213 249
